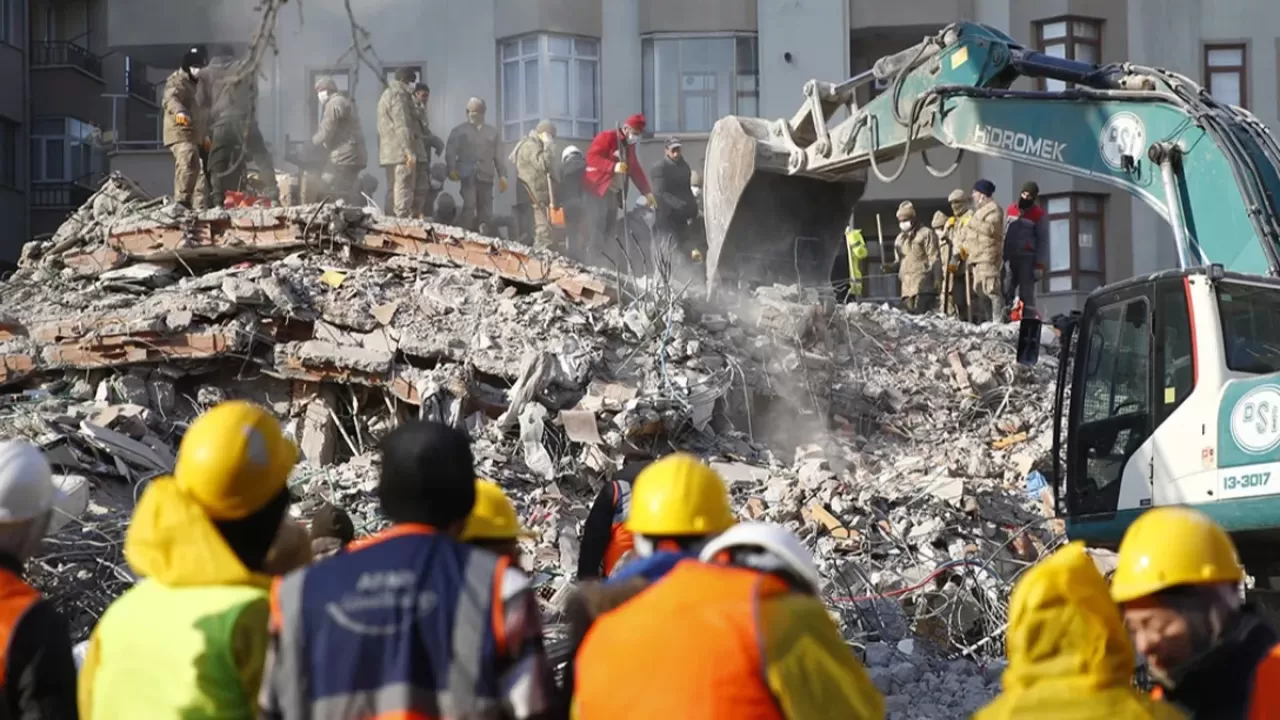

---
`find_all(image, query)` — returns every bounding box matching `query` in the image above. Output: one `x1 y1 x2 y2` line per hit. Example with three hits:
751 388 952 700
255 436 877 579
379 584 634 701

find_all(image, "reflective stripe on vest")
0 568 39 689
270 526 510 719
602 481 634 577
574 560 787 719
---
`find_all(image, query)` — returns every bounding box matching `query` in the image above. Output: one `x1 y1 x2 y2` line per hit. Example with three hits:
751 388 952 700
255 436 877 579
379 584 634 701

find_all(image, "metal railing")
112 140 165 152
30 182 95 209
32 42 104 79
127 72 157 103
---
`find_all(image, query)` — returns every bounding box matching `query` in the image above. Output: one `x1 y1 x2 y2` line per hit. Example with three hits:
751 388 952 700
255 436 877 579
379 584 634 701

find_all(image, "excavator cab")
1054 267 1280 575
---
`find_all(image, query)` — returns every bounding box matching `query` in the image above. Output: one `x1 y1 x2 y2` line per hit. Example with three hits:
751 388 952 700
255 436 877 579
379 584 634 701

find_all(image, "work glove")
958 247 968 261
947 263 958 274
614 161 628 174
175 112 191 127
499 177 509 193
645 193 656 208
404 151 416 169
448 170 460 182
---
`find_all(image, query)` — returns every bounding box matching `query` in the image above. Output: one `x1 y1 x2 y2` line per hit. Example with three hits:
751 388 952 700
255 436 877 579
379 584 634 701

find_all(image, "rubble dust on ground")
0 173 1069 718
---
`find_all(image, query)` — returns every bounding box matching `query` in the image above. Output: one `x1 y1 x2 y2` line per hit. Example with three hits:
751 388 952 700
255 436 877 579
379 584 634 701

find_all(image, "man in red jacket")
583 114 656 254
1004 181 1049 316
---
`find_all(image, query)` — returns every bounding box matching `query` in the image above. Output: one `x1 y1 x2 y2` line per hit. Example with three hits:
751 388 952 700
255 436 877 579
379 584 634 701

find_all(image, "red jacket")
584 128 651 198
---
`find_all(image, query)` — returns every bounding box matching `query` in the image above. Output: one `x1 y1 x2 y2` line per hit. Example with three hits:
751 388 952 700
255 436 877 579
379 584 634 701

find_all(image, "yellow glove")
958 247 968 261
947 263 958 274
448 170 459 182
645 193 656 208
614 162 628 174
499 177 509 193
175 112 191 127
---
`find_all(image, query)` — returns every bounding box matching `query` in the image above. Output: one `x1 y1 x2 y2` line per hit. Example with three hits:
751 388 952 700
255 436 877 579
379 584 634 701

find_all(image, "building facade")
0 0 165 266
98 0 1280 315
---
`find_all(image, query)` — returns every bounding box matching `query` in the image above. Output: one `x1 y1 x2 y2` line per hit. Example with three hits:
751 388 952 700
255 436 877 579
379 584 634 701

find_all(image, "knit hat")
896 201 916 221
973 179 996 197
947 189 967 204
931 210 948 230
625 114 646 132
1021 181 1040 197
535 119 556 136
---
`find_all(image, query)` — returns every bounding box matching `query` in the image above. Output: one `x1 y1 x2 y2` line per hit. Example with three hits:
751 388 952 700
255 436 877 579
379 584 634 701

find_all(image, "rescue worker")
307 502 354 560
558 145 587 254
262 515 313 576
1004 181 1049 315
446 97 508 234
649 137 698 264
605 453 736 585
893 200 940 313
201 56 279 208
258 420 556 719
941 188 972 318
312 75 368 204
512 120 558 250
583 114 654 251
1112 506 1280 719
376 67 420 217
974 541 1186 719
412 83 444 218
80 400 297 718
576 461 646 581
461 479 531 565
958 178 1006 322
573 522 885 718
0 441 79 716
163 46 209 211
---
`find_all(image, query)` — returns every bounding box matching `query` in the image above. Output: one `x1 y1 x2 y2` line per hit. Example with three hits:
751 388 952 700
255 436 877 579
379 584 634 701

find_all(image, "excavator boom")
703 22 1280 291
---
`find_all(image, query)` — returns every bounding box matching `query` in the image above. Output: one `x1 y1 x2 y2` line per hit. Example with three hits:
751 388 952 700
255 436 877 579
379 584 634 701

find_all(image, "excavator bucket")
703 116 866 296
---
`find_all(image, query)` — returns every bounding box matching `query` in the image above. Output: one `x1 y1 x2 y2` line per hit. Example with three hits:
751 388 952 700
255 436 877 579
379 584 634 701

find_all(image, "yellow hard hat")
1110 506 1244 604
462 480 531 542
626 453 736 536
173 400 297 521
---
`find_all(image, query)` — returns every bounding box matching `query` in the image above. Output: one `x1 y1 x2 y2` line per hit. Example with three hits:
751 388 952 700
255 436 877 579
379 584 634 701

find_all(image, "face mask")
899 221 913 232
189 67 202 78
317 91 330 105
1018 196 1035 210
951 203 967 216
539 133 553 146
692 187 701 198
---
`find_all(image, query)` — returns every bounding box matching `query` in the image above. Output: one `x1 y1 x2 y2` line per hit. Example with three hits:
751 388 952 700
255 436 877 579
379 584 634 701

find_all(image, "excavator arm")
704 22 1280 291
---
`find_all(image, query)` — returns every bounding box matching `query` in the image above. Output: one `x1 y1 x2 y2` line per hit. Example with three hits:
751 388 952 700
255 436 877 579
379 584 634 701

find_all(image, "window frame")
1202 42 1248 109
0 0 18 49
498 33 601 142
29 117 101 186
1040 192 1107 294
641 32 760 136
1032 16 1103 91
383 64 424 88
307 67 353 136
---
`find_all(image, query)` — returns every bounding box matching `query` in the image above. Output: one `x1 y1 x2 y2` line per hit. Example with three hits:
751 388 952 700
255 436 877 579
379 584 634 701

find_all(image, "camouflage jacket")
512 130 555 205
314 93 368 168
162 69 205 147
895 225 940 297
959 200 1005 268
446 121 505 184
376 80 419 166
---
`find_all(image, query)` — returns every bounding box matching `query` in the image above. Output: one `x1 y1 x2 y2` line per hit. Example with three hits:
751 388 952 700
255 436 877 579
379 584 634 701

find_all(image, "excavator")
702 22 1280 581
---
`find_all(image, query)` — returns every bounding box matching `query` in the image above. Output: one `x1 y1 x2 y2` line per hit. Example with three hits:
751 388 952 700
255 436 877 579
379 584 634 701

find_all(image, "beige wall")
494 0 601 41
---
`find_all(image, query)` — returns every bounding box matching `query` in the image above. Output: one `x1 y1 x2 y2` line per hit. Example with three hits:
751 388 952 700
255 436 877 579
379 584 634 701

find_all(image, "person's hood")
124 476 271 589
1001 542 1135 693
565 576 649 646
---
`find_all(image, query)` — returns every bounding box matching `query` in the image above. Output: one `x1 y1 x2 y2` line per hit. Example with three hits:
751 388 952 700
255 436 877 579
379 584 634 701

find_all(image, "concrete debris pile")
0 174 1065 715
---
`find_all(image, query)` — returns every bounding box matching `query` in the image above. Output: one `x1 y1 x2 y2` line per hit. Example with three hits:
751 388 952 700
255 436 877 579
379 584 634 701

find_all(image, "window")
29 118 102 184
1033 17 1102 91
0 0 19 48
1217 280 1280 374
642 34 759 134
309 69 350 133
383 65 423 87
500 34 599 141
1041 193 1105 293
0 120 16 187
1155 280 1194 424
1204 43 1248 108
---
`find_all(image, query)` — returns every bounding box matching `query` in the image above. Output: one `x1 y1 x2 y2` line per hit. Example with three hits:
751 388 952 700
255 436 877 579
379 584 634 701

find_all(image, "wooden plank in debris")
807 502 853 539
992 431 1028 450
947 350 972 393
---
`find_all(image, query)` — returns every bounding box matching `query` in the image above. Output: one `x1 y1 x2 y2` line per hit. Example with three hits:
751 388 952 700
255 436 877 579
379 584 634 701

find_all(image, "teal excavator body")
703 22 1280 573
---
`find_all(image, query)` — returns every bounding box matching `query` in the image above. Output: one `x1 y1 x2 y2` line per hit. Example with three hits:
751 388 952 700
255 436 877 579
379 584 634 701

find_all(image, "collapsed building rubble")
0 173 1067 717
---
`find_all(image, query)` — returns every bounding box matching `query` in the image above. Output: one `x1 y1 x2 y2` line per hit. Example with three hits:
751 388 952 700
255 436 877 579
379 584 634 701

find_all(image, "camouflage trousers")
384 163 416 217
412 162 431 218
970 263 1005 323
169 141 206 208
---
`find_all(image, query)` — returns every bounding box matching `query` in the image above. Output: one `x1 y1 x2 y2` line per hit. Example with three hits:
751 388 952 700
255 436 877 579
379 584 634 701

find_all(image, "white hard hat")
699 522 823 594
561 145 582 162
0 440 57 523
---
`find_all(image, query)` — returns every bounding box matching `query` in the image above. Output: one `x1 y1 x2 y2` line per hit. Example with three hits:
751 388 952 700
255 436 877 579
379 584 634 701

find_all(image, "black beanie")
377 421 476 527
1022 181 1040 196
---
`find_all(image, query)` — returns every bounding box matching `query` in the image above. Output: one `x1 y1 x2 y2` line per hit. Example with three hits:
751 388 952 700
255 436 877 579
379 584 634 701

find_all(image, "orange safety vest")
1149 644 1280 719
601 480 634 577
574 559 787 719
0 568 40 689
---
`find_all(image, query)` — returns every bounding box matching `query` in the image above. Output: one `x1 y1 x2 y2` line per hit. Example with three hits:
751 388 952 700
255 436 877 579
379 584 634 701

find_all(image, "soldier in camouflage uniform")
312 76 368 204
446 98 508 234
376 67 421 217
513 120 558 250
411 83 444 219
893 201 940 313
958 179 1007 322
200 56 279 208
163 47 209 210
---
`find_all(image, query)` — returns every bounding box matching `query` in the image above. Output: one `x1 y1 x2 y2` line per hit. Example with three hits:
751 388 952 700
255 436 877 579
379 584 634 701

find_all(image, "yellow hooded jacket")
78 478 275 719
974 542 1187 720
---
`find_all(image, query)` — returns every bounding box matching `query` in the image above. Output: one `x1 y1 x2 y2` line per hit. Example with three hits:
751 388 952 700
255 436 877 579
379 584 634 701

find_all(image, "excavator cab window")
1217 281 1280 375
1068 292 1153 516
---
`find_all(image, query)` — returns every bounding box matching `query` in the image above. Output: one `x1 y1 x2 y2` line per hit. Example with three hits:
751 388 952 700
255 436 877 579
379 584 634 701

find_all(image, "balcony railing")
32 42 104 79
31 183 95 209
128 72 157 104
